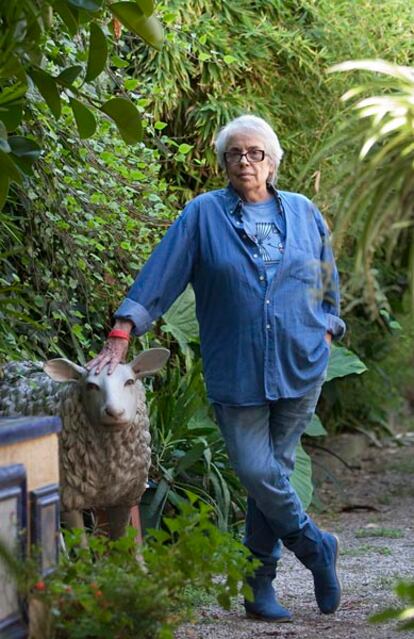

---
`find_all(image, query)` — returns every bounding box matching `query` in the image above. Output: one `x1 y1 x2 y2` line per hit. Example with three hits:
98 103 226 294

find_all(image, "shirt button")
243 234 247 239
259 275 265 281
253 253 259 258
266 324 271 329
266 299 270 304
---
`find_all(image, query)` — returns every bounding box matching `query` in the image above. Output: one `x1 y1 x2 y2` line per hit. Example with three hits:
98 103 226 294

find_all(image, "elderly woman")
88 114 345 622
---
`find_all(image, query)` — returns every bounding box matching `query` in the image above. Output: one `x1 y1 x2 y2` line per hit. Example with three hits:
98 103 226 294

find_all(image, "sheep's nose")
105 406 125 418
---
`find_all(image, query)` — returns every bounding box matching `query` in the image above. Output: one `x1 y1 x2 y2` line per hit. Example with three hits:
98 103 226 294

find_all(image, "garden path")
176 431 414 639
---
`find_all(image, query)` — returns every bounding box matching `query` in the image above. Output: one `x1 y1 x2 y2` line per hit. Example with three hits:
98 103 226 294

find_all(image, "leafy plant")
147 356 243 532
0 92 181 362
320 60 414 311
0 0 164 207
1 498 258 639
124 0 414 195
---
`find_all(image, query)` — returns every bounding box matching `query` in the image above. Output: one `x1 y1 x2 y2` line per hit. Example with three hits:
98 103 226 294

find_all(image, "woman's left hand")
325 332 333 345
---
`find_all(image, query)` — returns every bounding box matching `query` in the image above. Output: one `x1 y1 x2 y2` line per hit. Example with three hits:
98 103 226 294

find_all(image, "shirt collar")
224 182 282 217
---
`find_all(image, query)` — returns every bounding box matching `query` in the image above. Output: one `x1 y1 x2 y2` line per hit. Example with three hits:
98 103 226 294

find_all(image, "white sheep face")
82 363 142 429
43 348 170 430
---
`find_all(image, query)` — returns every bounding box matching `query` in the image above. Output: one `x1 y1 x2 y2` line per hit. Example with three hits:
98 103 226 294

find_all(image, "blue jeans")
213 378 325 569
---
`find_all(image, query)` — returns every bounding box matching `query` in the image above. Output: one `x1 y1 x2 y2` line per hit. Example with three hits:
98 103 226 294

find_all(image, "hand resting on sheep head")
86 318 134 374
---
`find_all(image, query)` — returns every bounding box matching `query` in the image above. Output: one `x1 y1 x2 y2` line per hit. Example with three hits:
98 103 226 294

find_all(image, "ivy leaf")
110 3 164 49
135 0 154 16
70 98 97 139
8 136 42 175
57 65 83 86
178 143 193 154
30 69 61 119
101 97 142 144
67 0 102 12
124 78 139 91
198 52 211 62
85 23 108 82
0 149 22 184
111 55 129 68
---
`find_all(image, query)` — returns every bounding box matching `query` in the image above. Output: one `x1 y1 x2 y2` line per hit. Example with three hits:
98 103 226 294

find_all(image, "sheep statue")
0 348 170 540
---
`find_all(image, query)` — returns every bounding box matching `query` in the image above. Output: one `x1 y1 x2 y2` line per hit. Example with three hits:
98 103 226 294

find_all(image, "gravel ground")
176 432 414 639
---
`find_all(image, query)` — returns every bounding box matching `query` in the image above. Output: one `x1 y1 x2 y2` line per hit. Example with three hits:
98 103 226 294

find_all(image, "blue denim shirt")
114 184 346 405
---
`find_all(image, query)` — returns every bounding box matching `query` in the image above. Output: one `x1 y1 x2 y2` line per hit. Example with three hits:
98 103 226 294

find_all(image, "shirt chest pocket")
288 247 322 286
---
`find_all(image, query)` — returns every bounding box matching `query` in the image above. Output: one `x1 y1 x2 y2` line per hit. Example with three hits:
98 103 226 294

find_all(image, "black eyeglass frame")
223 150 267 165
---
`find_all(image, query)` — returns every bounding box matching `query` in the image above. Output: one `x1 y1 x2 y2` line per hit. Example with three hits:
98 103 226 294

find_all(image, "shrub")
25 499 257 639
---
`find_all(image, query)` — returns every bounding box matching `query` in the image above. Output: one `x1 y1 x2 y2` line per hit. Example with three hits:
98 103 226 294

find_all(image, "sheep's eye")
124 379 135 387
86 382 100 391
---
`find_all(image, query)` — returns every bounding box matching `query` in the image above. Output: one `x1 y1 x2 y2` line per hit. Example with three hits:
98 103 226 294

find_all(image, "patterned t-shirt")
242 197 286 282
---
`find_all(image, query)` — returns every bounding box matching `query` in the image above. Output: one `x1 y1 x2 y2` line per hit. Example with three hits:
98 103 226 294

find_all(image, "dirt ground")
176 431 414 639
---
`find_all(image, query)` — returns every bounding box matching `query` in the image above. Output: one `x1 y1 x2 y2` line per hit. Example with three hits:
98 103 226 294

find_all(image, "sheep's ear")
43 359 86 382
131 348 170 378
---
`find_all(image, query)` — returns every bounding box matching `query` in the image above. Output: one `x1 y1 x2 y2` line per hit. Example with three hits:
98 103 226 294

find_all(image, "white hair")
214 114 284 183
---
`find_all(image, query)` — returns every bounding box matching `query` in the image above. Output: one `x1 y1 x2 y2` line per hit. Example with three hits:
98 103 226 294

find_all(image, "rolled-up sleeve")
114 203 198 336
313 206 346 340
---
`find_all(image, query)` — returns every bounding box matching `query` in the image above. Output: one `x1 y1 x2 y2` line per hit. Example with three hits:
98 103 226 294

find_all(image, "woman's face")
224 132 275 197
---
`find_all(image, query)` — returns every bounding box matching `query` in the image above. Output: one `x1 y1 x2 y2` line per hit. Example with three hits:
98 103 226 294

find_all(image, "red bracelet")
108 328 130 341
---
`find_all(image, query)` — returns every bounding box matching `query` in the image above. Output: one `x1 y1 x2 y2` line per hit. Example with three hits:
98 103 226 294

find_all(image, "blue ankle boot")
244 568 292 622
283 522 341 614
311 532 341 614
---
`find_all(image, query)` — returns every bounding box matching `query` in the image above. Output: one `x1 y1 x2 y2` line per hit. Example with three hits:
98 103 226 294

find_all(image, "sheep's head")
43 348 170 430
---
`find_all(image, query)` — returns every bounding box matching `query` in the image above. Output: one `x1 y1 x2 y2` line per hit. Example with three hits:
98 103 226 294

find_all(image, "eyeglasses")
224 149 266 165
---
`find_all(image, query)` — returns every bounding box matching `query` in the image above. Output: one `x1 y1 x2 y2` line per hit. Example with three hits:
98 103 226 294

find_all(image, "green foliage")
162 285 199 362
122 0 414 195
0 94 180 362
85 23 108 83
319 310 414 436
325 343 368 382
293 344 367 508
101 97 143 144
24 500 257 639
313 60 414 312
0 0 164 207
370 581 414 631
111 2 164 49
290 443 314 509
147 354 243 531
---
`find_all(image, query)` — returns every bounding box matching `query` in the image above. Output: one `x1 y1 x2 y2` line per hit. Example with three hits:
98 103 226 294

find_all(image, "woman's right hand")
86 338 129 375
86 319 134 374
